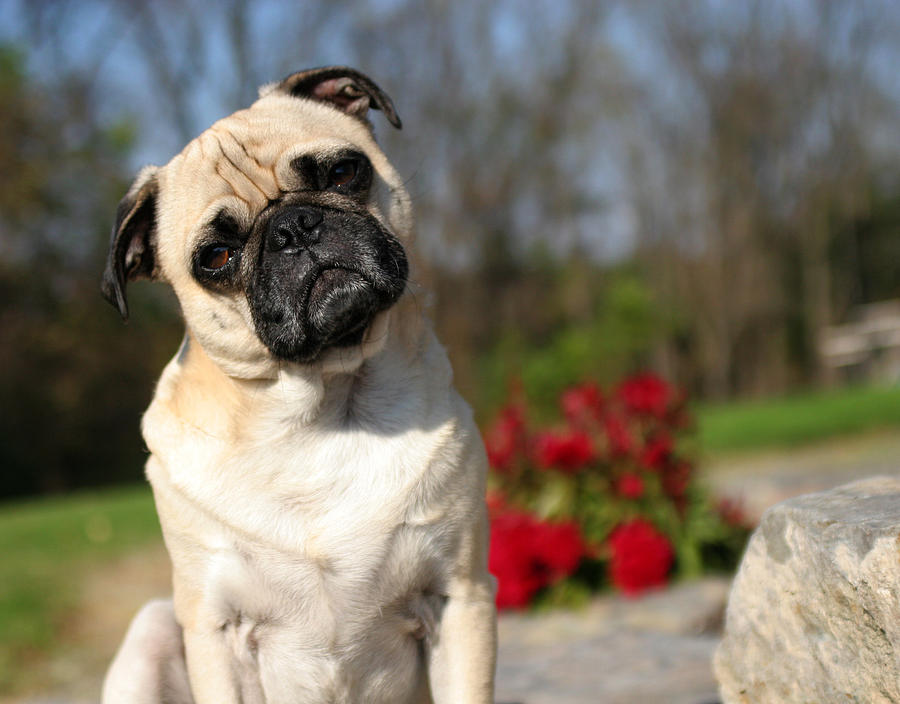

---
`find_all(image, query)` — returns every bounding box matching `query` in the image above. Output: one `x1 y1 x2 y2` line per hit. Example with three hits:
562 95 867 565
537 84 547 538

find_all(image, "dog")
100 66 497 704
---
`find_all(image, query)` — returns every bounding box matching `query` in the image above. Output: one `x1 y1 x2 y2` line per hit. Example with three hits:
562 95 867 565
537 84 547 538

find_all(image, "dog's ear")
101 166 159 320
264 66 402 130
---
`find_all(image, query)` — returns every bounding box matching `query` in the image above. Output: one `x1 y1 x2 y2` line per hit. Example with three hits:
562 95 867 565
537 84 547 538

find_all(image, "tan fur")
102 84 496 704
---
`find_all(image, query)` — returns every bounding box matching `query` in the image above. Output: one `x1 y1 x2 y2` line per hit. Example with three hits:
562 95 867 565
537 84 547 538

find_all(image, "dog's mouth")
306 267 377 347
249 261 404 364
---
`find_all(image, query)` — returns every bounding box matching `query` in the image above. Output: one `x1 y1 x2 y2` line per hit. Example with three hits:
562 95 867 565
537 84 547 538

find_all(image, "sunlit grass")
0 485 159 694
697 384 900 456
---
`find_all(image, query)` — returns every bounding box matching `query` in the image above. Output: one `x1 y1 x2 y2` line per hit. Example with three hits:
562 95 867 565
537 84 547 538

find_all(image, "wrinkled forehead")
157 94 388 230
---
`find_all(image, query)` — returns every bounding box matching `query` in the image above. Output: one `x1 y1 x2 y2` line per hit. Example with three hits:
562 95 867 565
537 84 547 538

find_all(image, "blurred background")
2 0 900 700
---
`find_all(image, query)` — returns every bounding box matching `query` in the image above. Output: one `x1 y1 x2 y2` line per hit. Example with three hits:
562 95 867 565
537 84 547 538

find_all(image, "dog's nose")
266 206 324 252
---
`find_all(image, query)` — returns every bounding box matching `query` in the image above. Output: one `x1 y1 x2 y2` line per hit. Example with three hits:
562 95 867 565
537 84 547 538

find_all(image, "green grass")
697 384 900 456
0 484 160 693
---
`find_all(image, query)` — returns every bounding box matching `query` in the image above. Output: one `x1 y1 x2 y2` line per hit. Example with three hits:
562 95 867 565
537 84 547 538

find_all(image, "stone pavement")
704 429 900 523
495 578 729 704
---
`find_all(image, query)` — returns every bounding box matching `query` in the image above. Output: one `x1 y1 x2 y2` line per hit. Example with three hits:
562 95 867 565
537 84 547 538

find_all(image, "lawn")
696 384 900 456
0 484 160 694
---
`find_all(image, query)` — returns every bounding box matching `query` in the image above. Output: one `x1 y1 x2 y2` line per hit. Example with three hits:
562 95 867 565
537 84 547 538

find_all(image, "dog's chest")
200 510 442 644
156 470 445 704
148 417 462 702
154 412 456 544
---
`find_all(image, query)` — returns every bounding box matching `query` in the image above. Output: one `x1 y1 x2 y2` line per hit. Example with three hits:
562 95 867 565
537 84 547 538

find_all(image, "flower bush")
484 373 751 609
487 507 588 609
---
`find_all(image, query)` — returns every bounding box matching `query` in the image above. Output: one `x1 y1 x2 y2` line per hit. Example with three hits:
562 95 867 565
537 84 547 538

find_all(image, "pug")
100 67 496 704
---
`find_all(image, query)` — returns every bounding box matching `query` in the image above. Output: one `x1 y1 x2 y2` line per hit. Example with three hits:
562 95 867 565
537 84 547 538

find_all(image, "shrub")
483 373 751 609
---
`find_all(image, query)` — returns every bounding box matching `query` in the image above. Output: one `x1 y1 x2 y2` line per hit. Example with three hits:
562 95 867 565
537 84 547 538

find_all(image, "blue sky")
1 0 896 263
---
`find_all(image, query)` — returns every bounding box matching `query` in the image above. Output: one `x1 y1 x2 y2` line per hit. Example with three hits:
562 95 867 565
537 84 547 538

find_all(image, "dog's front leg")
102 599 194 704
426 583 497 704
426 507 497 704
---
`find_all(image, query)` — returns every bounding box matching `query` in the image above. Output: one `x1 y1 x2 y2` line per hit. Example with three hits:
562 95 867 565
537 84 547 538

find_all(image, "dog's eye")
200 245 233 271
328 159 358 189
193 242 242 288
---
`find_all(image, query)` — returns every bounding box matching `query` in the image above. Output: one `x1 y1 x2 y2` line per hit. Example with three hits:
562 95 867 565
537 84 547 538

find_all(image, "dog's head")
102 67 412 377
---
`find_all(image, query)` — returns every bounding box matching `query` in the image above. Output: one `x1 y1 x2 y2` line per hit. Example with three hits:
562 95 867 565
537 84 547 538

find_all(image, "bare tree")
621 0 900 397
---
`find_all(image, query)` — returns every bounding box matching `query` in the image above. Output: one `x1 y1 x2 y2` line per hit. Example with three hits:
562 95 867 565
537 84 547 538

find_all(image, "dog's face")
102 67 412 377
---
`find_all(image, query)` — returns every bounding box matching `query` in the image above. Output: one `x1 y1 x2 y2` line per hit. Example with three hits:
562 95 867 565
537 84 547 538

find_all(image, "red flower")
561 383 604 425
607 519 674 596
640 432 673 470
484 404 527 472
485 490 507 517
533 430 595 472
717 497 751 528
531 520 588 578
616 473 645 499
489 509 587 609
603 413 633 456
661 461 692 502
617 373 671 418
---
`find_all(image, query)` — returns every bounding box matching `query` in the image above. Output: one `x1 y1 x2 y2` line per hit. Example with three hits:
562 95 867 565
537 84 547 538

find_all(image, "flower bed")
483 373 750 609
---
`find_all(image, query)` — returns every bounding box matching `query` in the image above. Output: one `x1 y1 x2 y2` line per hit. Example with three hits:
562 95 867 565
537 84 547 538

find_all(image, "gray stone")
714 476 900 704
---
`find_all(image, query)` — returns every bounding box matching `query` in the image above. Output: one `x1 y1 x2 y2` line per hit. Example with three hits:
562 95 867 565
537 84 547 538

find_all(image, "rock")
714 476 900 703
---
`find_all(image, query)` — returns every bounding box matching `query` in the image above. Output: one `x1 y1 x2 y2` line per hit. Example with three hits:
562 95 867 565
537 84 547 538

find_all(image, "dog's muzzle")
247 205 408 363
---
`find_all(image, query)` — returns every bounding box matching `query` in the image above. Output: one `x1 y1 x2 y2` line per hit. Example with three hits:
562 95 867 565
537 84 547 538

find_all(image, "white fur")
102 89 496 704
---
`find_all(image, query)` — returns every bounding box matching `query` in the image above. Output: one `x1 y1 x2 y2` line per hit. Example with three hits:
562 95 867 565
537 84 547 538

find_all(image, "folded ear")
100 166 159 320
263 66 402 130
